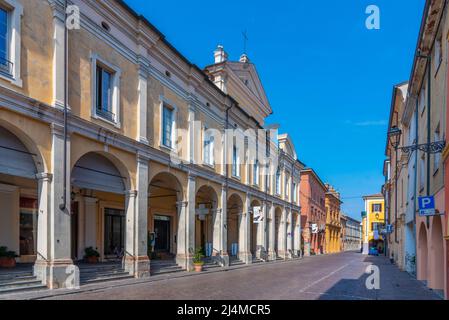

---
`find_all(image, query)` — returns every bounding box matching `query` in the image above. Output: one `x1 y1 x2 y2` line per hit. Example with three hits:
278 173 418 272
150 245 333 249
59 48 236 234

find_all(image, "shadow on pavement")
318 254 441 300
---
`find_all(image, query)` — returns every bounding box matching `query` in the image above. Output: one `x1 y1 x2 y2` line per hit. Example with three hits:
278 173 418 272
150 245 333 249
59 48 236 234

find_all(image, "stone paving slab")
0 252 441 300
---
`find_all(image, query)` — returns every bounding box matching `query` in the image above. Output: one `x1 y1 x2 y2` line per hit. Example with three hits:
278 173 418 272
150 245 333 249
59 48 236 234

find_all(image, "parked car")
369 247 379 256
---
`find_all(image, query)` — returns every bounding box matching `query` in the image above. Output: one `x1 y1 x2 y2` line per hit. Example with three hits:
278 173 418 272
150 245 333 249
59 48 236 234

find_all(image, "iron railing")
96 108 116 122
0 56 13 77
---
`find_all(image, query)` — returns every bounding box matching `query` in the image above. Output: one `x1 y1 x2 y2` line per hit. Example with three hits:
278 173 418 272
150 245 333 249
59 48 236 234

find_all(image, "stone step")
151 266 185 276
0 273 34 282
80 273 134 284
0 279 42 290
80 271 130 281
0 276 40 287
0 283 47 295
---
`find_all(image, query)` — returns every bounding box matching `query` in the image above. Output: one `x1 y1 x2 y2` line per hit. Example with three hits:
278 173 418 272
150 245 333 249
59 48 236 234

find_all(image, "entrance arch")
0 124 44 263
70 152 129 261
227 193 243 258
195 185 218 257
418 222 428 282
429 216 444 290
148 172 183 260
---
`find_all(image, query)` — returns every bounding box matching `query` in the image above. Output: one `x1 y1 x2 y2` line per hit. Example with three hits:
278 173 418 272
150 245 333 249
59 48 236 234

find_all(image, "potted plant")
0 246 18 268
193 247 204 272
84 247 100 263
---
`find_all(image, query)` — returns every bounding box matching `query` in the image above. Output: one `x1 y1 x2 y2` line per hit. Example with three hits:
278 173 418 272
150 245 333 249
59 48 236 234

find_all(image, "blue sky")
125 0 425 220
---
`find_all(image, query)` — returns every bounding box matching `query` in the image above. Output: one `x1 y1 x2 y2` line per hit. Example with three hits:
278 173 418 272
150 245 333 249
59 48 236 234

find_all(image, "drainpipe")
59 0 69 211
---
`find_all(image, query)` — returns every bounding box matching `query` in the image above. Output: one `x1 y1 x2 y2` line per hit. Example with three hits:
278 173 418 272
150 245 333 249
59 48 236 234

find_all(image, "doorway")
154 215 171 252
104 208 125 257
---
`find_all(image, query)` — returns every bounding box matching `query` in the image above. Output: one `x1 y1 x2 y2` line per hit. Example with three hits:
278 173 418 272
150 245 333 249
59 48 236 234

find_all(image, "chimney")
214 45 228 64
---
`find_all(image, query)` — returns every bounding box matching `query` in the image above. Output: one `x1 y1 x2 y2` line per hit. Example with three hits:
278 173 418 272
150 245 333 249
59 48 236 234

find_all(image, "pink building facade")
300 169 327 256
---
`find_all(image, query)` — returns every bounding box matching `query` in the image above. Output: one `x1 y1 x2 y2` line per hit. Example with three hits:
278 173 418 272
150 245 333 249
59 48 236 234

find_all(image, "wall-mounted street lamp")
387 125 446 155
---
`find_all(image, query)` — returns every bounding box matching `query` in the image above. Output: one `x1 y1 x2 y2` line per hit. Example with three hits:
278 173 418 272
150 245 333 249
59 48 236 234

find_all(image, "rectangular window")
203 129 214 166
232 145 240 177
293 183 297 202
96 65 114 121
276 168 281 195
253 161 259 185
162 104 174 148
0 6 10 75
372 203 382 212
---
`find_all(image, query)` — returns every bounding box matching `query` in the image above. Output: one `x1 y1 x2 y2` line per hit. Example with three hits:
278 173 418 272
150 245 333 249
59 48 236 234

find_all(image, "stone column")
286 209 293 259
175 201 188 267
218 184 229 266
34 124 75 289
268 203 276 261
239 194 252 264
257 200 268 260
124 155 150 277
278 207 287 259
124 190 138 275
49 0 66 110
176 174 196 271
293 213 301 257
303 223 311 257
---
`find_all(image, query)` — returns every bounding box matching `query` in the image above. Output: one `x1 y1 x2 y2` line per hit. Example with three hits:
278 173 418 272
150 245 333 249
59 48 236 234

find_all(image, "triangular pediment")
227 61 272 114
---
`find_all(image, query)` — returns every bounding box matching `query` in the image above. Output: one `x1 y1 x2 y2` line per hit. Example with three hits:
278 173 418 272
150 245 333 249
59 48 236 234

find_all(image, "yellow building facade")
325 184 342 254
0 0 302 290
361 194 385 254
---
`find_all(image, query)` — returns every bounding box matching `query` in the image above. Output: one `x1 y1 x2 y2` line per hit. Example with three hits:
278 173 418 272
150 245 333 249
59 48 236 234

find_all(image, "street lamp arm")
398 141 446 155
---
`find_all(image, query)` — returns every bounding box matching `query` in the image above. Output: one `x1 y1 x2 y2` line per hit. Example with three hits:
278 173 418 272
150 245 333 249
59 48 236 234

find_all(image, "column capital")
83 196 98 204
188 173 196 181
176 201 188 208
125 190 138 198
48 0 66 22
137 152 150 163
212 208 222 215
36 172 53 182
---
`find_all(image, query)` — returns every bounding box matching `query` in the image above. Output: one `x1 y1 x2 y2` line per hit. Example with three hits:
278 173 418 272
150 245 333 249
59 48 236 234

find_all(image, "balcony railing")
0 56 13 77
96 108 116 122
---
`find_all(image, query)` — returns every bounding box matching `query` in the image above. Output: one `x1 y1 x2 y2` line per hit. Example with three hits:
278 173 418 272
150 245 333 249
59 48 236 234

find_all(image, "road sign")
253 206 263 224
418 196 436 217
311 224 318 234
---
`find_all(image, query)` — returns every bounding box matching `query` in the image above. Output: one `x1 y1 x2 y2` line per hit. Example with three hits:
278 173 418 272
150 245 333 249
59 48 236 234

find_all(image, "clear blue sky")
125 0 425 220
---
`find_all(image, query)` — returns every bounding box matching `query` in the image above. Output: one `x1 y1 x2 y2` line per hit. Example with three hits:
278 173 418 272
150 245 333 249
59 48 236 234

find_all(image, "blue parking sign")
418 196 435 216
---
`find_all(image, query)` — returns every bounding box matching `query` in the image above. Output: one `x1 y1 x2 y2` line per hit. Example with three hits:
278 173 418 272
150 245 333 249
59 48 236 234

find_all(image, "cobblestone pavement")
6 252 442 300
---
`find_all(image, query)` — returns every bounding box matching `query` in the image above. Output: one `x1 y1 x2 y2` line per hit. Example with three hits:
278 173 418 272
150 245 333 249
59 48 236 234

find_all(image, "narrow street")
34 252 440 300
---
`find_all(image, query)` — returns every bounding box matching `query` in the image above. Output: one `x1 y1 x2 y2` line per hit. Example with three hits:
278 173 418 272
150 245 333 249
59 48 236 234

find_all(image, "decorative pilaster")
34 124 75 289
188 104 197 164
137 54 150 145
49 0 67 110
